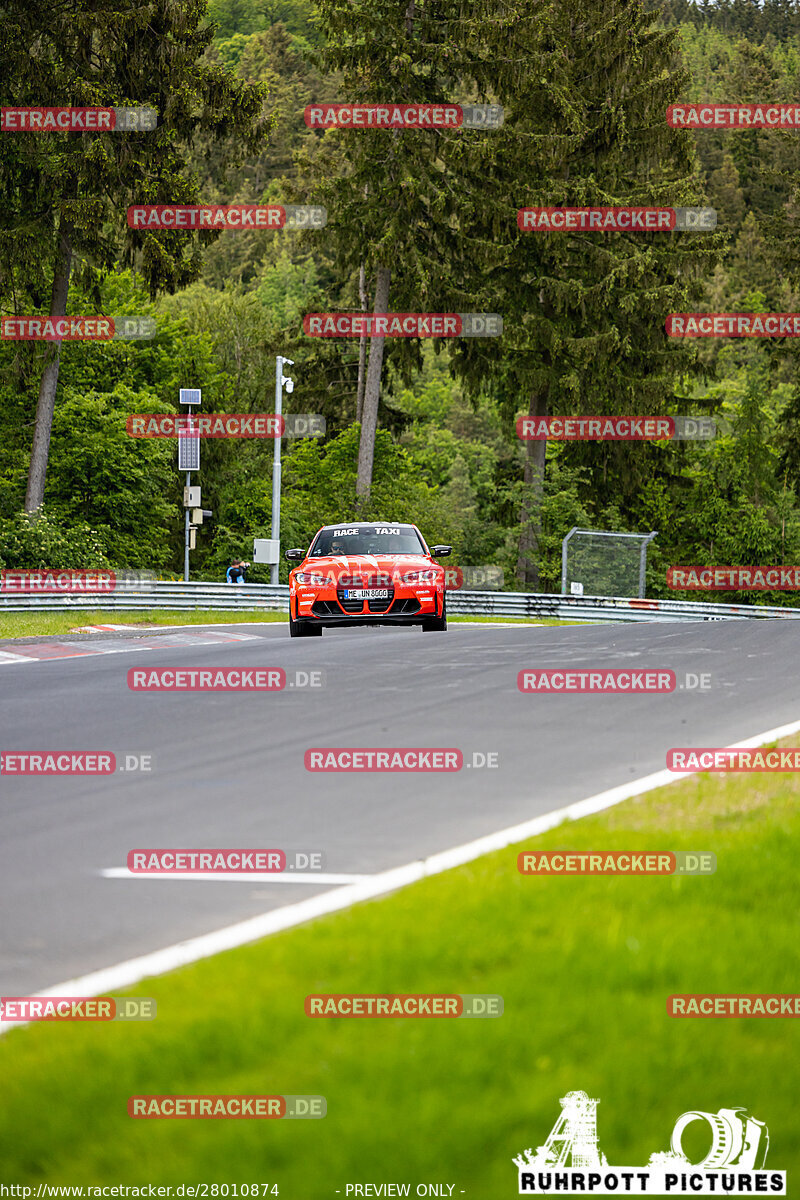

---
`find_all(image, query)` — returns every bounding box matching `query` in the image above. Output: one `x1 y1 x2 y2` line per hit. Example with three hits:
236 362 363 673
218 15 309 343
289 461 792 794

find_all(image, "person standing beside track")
226 558 250 584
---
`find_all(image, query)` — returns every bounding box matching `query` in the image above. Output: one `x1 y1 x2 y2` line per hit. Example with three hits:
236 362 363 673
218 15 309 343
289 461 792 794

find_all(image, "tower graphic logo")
513 1090 785 1195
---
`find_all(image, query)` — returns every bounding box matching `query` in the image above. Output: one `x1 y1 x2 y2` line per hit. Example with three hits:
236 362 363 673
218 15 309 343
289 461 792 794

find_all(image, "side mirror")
285 548 306 561
431 545 452 558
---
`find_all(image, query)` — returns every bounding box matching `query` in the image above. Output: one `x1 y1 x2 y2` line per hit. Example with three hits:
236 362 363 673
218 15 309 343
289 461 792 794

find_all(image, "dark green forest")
2 0 800 599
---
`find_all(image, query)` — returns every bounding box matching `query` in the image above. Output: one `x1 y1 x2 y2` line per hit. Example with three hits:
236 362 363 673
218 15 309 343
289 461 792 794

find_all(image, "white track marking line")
61 644 151 655
3 712 799 1034
101 869 370 884
69 625 143 633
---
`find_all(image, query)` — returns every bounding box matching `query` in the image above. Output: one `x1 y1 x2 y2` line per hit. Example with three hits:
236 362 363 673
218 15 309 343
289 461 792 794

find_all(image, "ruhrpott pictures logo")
514 1091 785 1195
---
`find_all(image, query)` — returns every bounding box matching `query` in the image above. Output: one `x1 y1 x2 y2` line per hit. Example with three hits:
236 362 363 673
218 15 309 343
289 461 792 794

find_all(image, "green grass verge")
1 748 798 1189
1 611 580 638
0 610 286 640
449 615 587 625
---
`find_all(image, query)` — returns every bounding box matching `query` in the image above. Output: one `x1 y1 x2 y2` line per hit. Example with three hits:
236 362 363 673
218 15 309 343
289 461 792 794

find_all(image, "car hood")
298 554 441 580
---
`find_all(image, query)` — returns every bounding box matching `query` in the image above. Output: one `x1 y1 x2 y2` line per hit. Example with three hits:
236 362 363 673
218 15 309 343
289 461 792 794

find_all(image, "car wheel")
289 609 323 637
421 596 447 632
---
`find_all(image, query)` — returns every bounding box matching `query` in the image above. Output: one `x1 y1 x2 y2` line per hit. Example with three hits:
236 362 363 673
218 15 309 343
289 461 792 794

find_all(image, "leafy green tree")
0 508 112 570
46 384 177 567
0 0 267 512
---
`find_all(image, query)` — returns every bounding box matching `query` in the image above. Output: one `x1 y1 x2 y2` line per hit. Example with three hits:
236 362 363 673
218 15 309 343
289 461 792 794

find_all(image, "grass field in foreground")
1 747 798 1190
0 611 569 638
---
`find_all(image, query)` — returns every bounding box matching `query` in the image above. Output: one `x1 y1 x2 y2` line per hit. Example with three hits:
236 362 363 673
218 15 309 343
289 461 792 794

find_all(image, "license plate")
343 588 389 599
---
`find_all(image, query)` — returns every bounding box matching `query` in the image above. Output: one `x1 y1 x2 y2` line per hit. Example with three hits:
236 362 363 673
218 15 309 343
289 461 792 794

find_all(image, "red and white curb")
0 629 261 665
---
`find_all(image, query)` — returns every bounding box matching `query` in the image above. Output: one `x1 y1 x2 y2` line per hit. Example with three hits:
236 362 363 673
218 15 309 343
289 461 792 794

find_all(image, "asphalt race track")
1 618 798 994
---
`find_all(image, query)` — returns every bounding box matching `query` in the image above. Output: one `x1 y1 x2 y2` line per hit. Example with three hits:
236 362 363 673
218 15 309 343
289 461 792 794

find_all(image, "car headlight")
403 569 439 585
295 571 326 585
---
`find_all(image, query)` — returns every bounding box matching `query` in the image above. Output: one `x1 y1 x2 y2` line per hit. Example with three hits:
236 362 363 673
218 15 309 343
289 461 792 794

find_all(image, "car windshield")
309 525 426 557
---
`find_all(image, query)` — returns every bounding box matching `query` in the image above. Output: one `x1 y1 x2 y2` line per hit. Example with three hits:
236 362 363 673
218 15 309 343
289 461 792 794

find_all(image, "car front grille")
313 593 419 618
336 588 395 614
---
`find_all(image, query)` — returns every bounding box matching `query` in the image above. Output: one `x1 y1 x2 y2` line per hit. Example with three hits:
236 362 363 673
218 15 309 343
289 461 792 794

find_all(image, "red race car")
286 522 451 636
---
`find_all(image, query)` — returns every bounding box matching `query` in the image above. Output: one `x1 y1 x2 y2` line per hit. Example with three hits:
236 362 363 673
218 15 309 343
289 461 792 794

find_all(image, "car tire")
421 596 447 632
289 609 323 637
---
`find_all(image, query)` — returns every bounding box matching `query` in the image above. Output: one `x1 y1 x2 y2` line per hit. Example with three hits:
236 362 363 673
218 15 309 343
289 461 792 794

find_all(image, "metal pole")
639 531 658 598
561 527 579 595
271 356 282 586
184 469 191 582
183 399 192 582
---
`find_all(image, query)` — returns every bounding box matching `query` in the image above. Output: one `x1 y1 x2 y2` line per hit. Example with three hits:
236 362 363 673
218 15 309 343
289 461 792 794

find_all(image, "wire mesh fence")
561 528 658 598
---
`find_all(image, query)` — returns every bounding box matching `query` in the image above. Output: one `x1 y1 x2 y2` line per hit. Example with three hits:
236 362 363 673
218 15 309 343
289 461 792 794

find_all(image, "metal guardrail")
1 580 799 622
449 591 800 622
0 582 288 613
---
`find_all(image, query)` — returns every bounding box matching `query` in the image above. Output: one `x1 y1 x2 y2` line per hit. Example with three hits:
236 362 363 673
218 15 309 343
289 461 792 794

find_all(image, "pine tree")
308 0 502 500
440 0 717 586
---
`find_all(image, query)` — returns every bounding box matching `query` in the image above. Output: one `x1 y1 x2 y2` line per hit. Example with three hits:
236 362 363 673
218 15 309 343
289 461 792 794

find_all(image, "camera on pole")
179 388 203 581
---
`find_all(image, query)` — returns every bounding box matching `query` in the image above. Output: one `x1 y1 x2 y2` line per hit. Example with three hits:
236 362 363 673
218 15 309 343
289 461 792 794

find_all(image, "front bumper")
292 585 441 625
